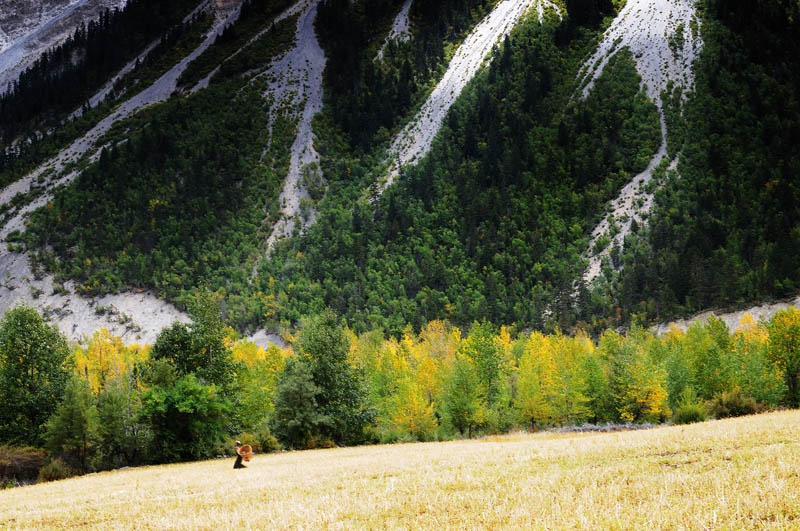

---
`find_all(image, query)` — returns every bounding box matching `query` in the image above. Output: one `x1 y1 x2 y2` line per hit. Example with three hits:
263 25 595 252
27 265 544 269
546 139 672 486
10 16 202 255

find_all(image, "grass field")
1 411 799 529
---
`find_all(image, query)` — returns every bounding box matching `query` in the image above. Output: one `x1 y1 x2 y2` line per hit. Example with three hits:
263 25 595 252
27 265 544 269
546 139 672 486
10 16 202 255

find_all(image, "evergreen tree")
43 377 99 474
270 357 330 449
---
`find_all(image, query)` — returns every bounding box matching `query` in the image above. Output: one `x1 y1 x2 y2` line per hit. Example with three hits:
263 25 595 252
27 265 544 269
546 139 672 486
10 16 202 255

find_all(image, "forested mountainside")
0 0 798 342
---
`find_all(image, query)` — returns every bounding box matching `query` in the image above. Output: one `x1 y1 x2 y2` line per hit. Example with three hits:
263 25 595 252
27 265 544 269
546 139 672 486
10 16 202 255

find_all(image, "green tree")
297 309 375 445
270 357 330 449
441 356 485 437
150 291 236 389
43 377 99 474
138 374 230 463
600 330 670 423
460 321 503 405
0 305 71 445
95 375 149 470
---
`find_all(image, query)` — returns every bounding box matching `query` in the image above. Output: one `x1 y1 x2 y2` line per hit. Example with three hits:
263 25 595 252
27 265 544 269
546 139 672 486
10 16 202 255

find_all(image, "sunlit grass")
2 410 799 529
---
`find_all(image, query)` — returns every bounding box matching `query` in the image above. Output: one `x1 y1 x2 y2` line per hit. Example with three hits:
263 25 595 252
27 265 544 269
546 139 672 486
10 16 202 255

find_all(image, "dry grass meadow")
1 410 798 530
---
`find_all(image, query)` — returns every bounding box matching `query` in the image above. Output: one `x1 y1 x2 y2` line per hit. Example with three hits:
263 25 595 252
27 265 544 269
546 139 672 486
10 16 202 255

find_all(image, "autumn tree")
767 307 800 406
599 330 670 423
75 329 144 393
515 332 559 428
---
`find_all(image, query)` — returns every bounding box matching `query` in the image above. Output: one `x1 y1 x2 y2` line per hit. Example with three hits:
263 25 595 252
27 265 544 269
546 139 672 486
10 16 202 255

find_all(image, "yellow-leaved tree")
514 332 559 428
600 330 671 423
74 329 146 393
728 314 785 406
767 307 800 406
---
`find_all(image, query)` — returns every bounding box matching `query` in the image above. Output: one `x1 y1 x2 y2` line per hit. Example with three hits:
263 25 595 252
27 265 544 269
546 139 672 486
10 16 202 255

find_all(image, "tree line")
2 301 798 487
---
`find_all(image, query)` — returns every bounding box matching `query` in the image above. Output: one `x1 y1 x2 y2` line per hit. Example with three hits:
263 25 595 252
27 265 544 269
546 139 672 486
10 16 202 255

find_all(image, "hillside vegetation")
4 0 797 339
1 410 798 529
613 0 800 324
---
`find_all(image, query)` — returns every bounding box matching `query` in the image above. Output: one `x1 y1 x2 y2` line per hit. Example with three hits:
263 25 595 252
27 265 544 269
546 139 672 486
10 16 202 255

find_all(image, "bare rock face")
0 0 127 90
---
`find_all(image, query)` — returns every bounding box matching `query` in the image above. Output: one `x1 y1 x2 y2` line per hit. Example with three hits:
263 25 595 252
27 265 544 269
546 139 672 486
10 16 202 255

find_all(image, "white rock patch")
0 0 128 93
653 297 800 336
258 0 326 252
376 0 414 61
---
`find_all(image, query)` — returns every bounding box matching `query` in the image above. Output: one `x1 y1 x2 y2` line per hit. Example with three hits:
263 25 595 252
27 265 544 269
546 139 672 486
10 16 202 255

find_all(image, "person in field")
233 441 246 469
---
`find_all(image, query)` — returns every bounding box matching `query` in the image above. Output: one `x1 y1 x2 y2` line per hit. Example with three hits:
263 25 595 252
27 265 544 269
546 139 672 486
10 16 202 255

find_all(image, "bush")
305 435 337 450
708 388 763 419
238 423 281 454
375 428 414 445
37 458 77 482
672 403 708 425
138 374 231 463
0 445 46 482
483 406 515 435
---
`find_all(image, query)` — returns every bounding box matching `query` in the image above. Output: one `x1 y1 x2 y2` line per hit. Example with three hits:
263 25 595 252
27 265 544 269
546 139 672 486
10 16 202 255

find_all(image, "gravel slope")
259 0 326 252
0 0 127 92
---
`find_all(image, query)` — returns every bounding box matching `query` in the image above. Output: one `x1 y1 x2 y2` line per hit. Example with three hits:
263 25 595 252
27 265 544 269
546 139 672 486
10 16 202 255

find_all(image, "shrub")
375 428 414 445
0 445 46 482
37 458 77 482
483 406 515 435
708 388 763 418
254 424 281 453
238 423 281 454
672 403 707 425
305 435 336 450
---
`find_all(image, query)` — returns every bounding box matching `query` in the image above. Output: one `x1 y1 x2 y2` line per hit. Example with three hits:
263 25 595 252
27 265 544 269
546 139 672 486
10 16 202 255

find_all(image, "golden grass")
2 410 799 530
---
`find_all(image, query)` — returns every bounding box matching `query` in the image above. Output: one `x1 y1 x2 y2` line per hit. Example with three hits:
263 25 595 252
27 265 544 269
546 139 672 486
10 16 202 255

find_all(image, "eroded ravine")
379 0 560 195
259 0 326 253
580 0 703 286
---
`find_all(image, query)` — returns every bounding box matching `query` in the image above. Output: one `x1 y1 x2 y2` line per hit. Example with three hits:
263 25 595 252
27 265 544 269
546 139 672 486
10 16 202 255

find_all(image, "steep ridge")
379 0 561 194
259 0 325 252
0 2 244 343
579 0 702 285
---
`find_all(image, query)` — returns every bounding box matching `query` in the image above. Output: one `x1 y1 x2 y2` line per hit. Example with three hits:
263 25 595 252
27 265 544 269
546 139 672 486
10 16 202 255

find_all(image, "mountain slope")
0 0 798 341
580 0 702 285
